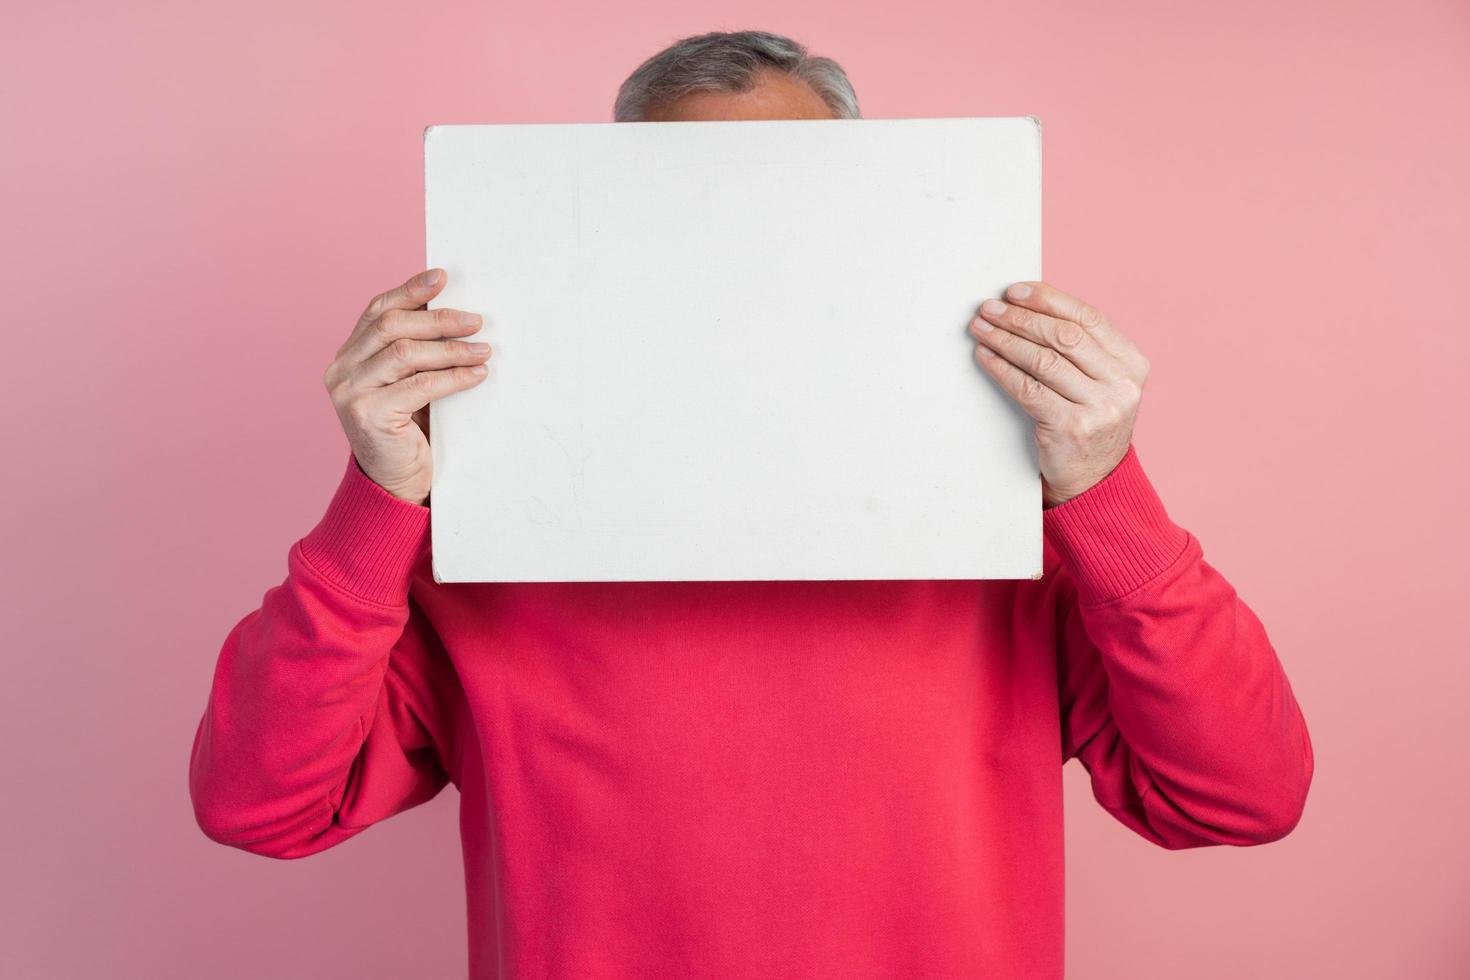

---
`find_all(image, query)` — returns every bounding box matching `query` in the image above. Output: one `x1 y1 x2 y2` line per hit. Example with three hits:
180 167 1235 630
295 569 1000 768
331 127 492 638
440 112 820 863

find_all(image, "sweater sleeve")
1045 443 1314 848
188 450 463 859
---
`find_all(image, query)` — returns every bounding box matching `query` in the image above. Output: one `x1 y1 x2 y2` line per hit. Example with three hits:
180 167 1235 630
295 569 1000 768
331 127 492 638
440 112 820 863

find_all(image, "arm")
188 450 463 859
1047 443 1313 848
968 280 1312 846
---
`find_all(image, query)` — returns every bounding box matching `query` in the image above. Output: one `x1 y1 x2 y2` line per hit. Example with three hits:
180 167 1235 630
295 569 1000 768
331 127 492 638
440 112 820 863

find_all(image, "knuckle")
1011 310 1033 333
388 336 416 362
344 397 373 427
365 291 393 320
1076 304 1103 328
324 369 352 404
409 370 436 394
1019 374 1047 402
1084 403 1125 438
1056 320 1085 348
1033 348 1061 375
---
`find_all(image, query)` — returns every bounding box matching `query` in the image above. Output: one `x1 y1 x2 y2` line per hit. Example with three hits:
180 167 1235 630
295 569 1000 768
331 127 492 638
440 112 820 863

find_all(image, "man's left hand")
968 281 1150 508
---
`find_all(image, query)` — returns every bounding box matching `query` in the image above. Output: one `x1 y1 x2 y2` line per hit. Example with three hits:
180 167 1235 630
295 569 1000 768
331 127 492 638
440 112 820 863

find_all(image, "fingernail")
972 314 993 333
1007 283 1031 300
422 269 443 287
469 342 491 352
470 363 488 375
459 312 482 327
981 299 1006 317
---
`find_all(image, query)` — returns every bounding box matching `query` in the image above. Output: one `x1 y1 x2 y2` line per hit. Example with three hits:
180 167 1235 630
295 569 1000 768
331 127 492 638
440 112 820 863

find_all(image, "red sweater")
189 442 1312 979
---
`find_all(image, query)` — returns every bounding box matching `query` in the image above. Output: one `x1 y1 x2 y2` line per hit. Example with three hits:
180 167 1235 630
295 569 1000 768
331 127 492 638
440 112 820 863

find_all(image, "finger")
356 336 492 388
374 363 490 418
974 298 1116 382
336 269 454 365
970 320 1094 403
337 306 484 369
357 268 447 328
973 342 1069 425
1003 281 1141 362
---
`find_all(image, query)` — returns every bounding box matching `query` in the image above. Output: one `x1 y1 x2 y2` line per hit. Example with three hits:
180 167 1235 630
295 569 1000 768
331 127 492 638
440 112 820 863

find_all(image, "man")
190 30 1312 979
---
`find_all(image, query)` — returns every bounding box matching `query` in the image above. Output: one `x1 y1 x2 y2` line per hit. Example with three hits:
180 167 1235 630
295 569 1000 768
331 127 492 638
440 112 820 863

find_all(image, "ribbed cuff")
296 451 432 606
1042 443 1190 606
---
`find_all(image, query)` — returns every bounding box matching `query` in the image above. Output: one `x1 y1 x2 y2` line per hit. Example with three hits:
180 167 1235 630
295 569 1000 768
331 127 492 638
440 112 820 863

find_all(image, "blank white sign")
425 116 1042 583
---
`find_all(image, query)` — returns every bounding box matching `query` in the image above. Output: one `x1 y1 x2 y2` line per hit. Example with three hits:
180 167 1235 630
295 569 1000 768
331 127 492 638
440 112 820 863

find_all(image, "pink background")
3 1 1467 977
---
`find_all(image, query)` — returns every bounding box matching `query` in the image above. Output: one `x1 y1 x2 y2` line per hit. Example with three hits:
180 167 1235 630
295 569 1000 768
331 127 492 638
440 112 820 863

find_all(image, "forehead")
642 71 835 121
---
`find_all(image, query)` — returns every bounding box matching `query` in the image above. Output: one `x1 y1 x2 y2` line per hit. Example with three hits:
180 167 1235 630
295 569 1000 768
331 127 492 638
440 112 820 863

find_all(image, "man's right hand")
323 269 492 506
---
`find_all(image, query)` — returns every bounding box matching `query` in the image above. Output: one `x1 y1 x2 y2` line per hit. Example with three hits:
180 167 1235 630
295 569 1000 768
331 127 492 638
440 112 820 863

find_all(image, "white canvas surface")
425 116 1042 583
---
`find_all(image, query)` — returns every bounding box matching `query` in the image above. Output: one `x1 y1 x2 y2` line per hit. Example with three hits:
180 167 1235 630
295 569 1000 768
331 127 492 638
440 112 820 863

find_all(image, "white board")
425 116 1042 583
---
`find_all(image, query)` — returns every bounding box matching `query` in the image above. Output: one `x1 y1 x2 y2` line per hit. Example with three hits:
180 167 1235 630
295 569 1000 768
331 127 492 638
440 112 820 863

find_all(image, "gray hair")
613 30 861 122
